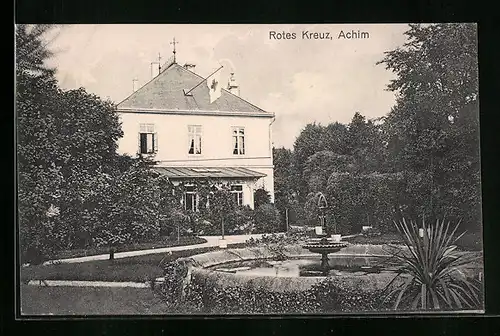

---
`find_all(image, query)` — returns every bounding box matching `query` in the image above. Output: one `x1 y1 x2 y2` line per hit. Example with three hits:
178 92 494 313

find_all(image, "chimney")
227 72 240 96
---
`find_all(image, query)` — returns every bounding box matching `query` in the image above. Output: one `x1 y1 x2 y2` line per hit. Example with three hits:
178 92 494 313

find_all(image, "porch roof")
153 166 266 179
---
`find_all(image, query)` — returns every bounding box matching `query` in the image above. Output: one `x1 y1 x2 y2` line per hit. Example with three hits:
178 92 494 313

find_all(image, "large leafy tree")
303 150 355 193
347 113 387 173
81 163 162 250
322 122 349 155
273 147 302 226
16 24 128 261
378 23 480 230
292 122 351 200
17 25 61 262
15 24 57 78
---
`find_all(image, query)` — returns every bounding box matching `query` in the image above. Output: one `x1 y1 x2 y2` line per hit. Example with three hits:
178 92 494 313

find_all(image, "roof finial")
170 37 178 63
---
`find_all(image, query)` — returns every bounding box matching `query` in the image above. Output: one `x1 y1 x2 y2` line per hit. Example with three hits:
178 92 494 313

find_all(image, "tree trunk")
221 218 225 239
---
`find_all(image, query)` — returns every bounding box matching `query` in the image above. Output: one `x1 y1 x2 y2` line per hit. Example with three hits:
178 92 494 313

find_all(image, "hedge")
158 260 399 314
325 172 404 234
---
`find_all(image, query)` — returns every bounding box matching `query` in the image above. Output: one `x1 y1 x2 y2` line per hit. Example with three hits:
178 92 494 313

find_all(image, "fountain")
301 192 348 275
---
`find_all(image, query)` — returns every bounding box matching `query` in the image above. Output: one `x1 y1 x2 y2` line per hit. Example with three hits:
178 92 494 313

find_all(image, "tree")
205 184 237 238
273 147 301 227
323 122 349 154
157 178 188 241
254 188 271 208
303 151 356 193
82 163 162 254
16 24 127 260
347 113 387 173
15 24 57 78
17 25 62 262
378 23 480 230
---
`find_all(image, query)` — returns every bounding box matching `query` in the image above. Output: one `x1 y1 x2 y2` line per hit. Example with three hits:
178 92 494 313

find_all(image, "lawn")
52 235 207 260
20 243 248 283
344 231 483 251
20 284 169 315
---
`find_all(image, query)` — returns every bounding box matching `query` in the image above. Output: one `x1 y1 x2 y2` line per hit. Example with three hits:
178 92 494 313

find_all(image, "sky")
46 24 409 149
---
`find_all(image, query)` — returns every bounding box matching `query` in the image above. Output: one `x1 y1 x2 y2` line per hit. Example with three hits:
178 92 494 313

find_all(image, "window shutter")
154 133 158 153
138 132 141 154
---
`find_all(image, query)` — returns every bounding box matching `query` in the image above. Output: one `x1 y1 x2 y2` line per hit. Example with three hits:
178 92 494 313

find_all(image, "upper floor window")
231 185 244 206
232 127 245 155
188 125 202 155
139 123 157 154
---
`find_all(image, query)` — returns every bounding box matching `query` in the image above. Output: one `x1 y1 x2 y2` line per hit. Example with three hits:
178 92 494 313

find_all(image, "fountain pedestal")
320 253 330 270
302 235 348 275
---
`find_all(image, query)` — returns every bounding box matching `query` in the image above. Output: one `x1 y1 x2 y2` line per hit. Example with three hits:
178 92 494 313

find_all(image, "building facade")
116 61 275 209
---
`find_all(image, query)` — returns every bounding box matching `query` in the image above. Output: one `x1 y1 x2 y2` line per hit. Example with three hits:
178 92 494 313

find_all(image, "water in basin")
211 256 397 278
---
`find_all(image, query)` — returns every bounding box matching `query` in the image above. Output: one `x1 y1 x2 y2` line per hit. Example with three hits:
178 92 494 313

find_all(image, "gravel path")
41 234 265 266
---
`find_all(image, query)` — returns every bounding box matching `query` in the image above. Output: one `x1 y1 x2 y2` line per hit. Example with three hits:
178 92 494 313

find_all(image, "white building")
116 59 275 210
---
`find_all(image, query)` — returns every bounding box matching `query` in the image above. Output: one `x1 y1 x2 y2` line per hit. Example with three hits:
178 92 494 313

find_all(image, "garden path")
41 234 266 266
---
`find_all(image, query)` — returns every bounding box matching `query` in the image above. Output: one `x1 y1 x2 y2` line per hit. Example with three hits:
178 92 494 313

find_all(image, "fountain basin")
301 243 348 254
208 256 395 278
173 244 398 294
161 244 483 313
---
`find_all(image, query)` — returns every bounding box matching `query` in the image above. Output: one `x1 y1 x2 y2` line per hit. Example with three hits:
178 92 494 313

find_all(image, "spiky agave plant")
382 218 482 311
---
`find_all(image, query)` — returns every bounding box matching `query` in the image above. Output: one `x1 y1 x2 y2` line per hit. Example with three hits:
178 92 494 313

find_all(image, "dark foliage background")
273 23 481 235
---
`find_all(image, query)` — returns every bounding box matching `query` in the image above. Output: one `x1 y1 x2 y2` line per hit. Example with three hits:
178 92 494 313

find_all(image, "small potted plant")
331 233 341 243
219 238 227 249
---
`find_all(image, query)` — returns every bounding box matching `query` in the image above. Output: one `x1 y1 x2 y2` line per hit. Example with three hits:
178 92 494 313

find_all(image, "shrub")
363 226 382 237
254 188 271 208
455 231 483 251
382 218 483 311
253 204 281 233
326 172 403 234
184 271 319 314
225 205 255 235
167 268 394 314
309 278 391 313
157 259 191 310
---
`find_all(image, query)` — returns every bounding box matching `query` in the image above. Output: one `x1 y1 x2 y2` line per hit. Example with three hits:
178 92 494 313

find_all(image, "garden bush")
183 270 320 314
325 172 403 234
159 266 395 314
309 277 392 313
157 259 192 310
253 204 282 233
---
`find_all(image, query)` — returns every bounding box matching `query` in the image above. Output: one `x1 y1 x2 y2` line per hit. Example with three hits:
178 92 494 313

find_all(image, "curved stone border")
172 244 399 294
171 243 483 296
188 244 393 268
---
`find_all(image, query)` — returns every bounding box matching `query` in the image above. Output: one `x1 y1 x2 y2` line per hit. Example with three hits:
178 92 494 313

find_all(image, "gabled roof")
117 63 270 115
154 166 266 179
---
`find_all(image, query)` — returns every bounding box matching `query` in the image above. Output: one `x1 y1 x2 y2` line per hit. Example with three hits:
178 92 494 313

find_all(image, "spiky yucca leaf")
382 218 482 311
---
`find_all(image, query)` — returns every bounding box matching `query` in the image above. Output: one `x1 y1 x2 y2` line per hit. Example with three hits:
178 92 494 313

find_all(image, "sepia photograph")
16 23 483 315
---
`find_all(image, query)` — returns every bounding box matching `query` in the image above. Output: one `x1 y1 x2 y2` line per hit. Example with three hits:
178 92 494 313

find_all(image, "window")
232 127 245 155
231 185 244 206
188 125 202 155
139 123 157 154
184 185 199 211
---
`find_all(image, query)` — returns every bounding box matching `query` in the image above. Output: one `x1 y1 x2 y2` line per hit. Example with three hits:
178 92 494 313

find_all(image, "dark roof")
117 63 269 114
154 166 266 179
